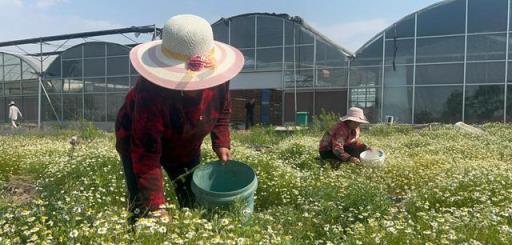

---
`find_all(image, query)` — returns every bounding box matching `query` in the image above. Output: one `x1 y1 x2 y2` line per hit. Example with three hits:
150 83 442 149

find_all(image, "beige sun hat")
340 107 369 124
130 14 245 91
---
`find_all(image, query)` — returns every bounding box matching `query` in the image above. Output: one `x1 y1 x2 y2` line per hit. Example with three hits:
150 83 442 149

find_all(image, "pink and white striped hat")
130 15 244 91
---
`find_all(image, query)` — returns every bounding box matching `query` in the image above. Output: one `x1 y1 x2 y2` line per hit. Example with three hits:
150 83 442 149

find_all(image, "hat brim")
340 116 369 124
130 40 244 91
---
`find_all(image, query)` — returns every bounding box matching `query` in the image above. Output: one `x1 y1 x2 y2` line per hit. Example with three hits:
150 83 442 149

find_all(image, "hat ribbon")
161 47 217 72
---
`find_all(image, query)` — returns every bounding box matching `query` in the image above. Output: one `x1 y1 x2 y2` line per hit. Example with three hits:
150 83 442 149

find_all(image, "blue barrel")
191 160 258 216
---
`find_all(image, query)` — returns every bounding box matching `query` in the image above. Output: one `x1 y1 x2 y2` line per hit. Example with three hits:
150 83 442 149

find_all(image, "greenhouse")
351 0 512 123
211 13 352 124
0 0 511 127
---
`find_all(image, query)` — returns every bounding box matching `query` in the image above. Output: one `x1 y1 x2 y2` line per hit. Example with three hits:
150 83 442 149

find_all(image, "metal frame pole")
38 39 42 129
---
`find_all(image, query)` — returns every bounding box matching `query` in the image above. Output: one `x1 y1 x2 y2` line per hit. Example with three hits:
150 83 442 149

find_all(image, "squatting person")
115 14 244 224
318 107 372 164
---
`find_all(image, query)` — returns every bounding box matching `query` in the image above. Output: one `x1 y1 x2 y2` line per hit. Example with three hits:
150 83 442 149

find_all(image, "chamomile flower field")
1 123 512 244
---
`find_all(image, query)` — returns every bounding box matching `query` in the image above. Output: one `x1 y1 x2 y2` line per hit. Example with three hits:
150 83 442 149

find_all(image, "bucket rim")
191 160 258 196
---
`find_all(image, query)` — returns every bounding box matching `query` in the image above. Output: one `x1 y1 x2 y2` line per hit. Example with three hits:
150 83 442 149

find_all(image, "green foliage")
311 109 341 132
1 124 512 244
78 120 103 142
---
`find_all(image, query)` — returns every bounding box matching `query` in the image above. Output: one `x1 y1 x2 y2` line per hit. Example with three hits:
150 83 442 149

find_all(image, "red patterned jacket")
318 121 367 161
115 77 231 209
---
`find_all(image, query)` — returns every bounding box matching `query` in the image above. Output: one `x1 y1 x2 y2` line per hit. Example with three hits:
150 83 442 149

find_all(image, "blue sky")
0 0 441 52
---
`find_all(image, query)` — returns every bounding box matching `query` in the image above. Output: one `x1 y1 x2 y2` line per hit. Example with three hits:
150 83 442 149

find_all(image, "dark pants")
245 112 254 130
319 144 367 162
120 154 199 219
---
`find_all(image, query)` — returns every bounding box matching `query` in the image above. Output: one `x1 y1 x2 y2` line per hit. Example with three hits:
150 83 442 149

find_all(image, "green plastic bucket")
296 111 309 126
191 160 258 216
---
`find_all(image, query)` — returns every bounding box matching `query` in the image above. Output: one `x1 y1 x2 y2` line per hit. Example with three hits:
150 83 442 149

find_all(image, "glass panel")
230 16 255 48
416 63 464 85
416 36 465 63
45 57 61 78
385 39 414 65
0 81 3 96
62 60 82 78
505 36 512 58
468 0 508 33
0 65 3 81
0 53 3 65
257 16 283 47
22 79 38 95
241 49 255 71
508 62 512 83
84 78 105 93
284 22 314 46
316 42 347 68
284 69 314 88
349 66 382 87
414 86 463 123
212 22 229 44
84 93 106 121
383 87 413 123
0 98 4 122
296 45 314 69
284 46 294 69
295 27 314 45
385 16 415 39
466 62 505 84
43 79 63 93
4 81 21 95
351 37 383 66
84 43 106 58
20 96 37 121
22 61 37 79
107 44 129 56
106 76 130 92
107 93 126 121
417 0 466 36
107 56 129 76
285 21 294 46
62 94 83 120
256 47 282 71
62 45 82 59
63 78 83 93
42 93 62 121
467 34 506 61
384 65 414 86
465 85 504 123
316 68 348 87
508 85 512 122
3 64 21 81
4 54 20 65
84 58 105 77
349 87 381 122
315 90 348 117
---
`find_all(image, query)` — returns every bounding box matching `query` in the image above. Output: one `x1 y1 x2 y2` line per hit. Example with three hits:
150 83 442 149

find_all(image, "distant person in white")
8 101 22 128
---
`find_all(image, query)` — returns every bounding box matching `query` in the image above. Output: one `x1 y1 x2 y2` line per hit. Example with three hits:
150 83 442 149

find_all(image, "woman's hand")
349 157 361 164
215 148 231 164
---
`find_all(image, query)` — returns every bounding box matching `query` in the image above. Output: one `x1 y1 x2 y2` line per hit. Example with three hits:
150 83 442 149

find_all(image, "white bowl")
360 149 386 166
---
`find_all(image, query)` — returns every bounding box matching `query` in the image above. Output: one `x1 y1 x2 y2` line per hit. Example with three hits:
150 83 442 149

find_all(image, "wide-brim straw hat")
340 107 369 124
130 14 245 91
